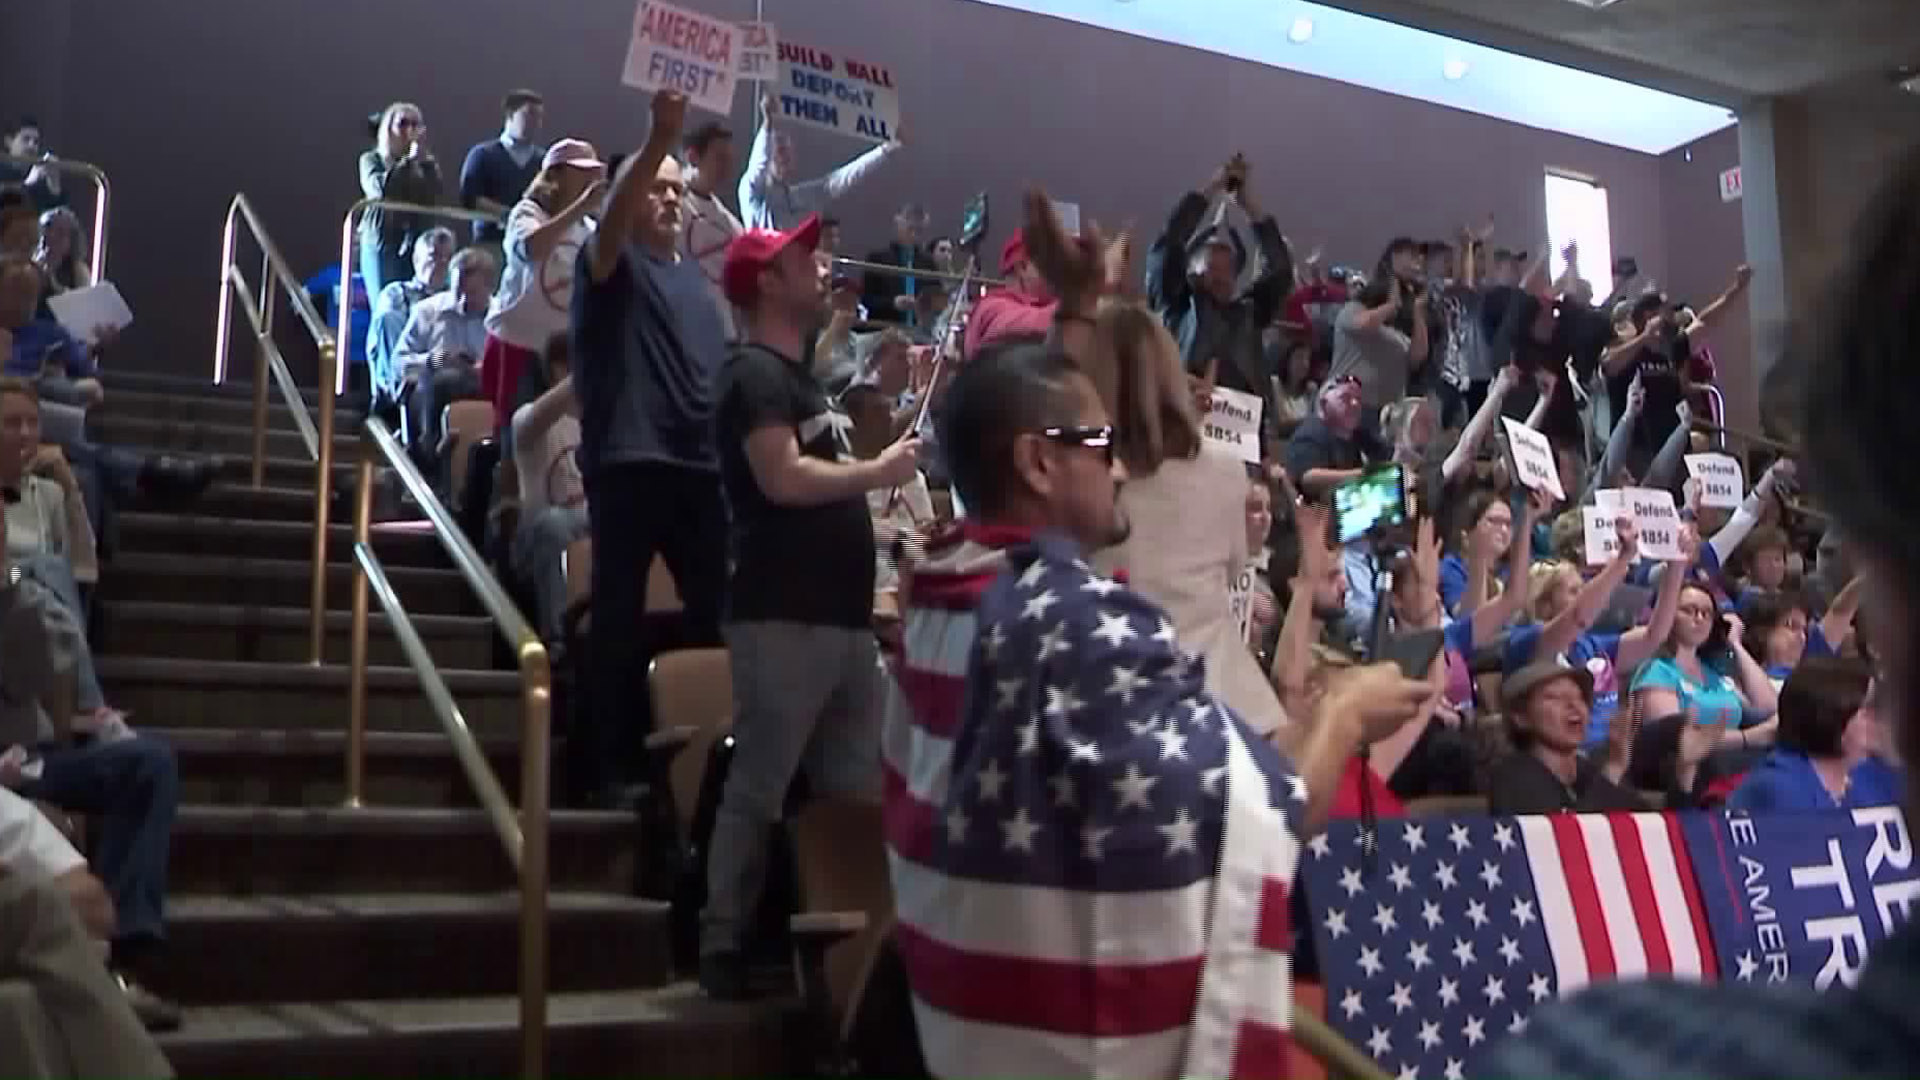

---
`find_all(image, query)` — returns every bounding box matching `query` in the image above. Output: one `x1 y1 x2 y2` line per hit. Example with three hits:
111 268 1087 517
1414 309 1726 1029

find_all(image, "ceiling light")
1558 0 1627 7
1897 68 1920 95
1288 17 1314 43
1443 57 1470 80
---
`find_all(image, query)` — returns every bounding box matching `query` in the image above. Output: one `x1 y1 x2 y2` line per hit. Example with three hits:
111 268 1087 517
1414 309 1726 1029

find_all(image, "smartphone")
1378 628 1446 681
958 192 989 249
1330 464 1409 545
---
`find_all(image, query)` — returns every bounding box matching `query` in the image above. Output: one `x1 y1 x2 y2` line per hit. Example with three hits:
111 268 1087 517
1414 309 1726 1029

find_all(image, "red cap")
1000 232 1028 275
722 214 823 307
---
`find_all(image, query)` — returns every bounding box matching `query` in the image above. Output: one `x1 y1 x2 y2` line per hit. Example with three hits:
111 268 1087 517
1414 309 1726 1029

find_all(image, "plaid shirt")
1483 921 1920 1079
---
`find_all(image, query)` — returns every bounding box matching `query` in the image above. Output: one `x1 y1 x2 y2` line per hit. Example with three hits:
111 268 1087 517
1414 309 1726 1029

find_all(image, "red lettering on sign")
778 43 834 71
844 59 895 88
640 6 730 63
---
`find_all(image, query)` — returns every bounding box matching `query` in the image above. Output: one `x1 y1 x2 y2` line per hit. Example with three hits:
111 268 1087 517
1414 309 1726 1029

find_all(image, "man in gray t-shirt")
1327 276 1426 408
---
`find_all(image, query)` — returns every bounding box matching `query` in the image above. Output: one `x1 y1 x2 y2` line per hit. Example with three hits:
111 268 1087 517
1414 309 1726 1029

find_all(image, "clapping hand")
1022 187 1108 313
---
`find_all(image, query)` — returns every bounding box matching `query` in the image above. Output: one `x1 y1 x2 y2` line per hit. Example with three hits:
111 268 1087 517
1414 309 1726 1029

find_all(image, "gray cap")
1502 660 1594 714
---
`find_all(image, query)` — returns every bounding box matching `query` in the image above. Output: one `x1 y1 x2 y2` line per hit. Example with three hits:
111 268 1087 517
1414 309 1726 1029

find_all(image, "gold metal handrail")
334 198 505 394
212 192 337 664
831 254 1007 289
1689 419 1798 456
1 154 112 280
347 416 550 1080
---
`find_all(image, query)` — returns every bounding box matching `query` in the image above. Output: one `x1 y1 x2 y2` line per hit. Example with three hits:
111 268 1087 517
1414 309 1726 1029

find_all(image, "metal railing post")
309 340 338 665
346 449 374 808
519 642 552 1080
213 208 238 388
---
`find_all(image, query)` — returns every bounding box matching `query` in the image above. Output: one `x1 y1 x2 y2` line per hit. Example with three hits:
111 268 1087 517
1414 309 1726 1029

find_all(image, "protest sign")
1051 200 1081 237
1581 506 1620 567
735 21 778 81
1595 487 1684 561
1502 418 1565 501
1228 564 1256 644
1202 386 1263 465
1682 807 1920 991
622 0 740 116
775 41 900 143
1685 452 1745 510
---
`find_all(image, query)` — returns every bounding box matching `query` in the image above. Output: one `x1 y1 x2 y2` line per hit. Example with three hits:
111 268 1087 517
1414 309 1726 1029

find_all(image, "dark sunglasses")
1039 425 1115 465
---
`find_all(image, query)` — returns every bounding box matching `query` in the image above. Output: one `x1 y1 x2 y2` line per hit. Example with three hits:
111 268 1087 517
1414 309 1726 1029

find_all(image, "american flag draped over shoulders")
1301 812 1718 1080
884 526 1310 1079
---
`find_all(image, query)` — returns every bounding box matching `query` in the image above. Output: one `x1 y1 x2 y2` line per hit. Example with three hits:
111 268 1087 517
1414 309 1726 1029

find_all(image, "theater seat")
644 648 733 845
441 400 495 502
646 556 682 614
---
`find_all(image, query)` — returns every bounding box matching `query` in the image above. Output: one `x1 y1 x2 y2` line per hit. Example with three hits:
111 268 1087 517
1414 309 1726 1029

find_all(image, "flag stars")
1497 935 1523 966
1358 945 1383 977
1107 665 1151 705
1043 684 1086 721
1287 774 1309 803
1478 860 1504 890
1491 821 1516 851
1528 972 1552 1002
1388 981 1414 1014
944 807 967 845
1153 725 1189 761
1396 1065 1418 1080
1158 808 1199 857
1339 988 1365 1021
1437 975 1460 1006
1387 861 1413 893
1308 833 1332 859
1338 866 1365 898
1464 898 1489 928
1324 908 1350 941
1016 719 1040 757
1443 1059 1464 1080
1367 1027 1393 1058
1080 824 1112 861
1735 950 1759 982
1434 860 1459 891
1036 622 1073 661
1016 561 1048 590
1406 940 1432 971
1112 763 1160 811
1067 737 1101 764
1091 611 1137 649
1482 974 1506 1006
1451 936 1477 967
982 623 1008 661
1000 808 1040 853
1420 900 1444 930
976 759 1008 802
1447 822 1472 852
1081 575 1122 598
1508 1012 1529 1035
1461 1014 1485 1047
1372 902 1398 935
1510 896 1537 927
1200 765 1227 796
1021 588 1060 622
1416 1020 1442 1051
1152 618 1178 644
1402 822 1427 852
994 677 1025 712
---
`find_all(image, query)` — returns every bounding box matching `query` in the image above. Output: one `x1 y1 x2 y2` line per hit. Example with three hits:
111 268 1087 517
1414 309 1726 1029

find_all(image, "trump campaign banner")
622 0 741 116
1680 806 1920 991
775 41 901 143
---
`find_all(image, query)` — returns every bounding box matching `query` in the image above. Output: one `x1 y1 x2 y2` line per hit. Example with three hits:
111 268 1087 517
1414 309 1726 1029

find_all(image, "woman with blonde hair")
357 101 444 293
33 207 90 293
1089 299 1284 733
483 139 606 422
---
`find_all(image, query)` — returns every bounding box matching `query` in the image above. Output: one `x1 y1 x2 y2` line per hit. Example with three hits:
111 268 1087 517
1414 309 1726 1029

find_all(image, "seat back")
790 798 894 1040
646 648 733 842
645 555 683 613
1402 795 1491 818
442 399 496 501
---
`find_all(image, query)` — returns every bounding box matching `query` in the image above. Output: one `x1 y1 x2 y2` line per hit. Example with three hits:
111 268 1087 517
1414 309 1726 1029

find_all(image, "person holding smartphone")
358 101 444 294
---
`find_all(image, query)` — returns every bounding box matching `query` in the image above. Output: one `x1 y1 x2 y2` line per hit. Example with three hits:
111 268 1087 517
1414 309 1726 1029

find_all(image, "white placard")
1502 418 1565 501
1581 506 1621 567
1684 452 1745 509
1202 386 1263 465
1228 564 1256 644
735 21 778 81
1051 200 1081 238
1595 487 1685 561
45 281 132 345
775 40 901 143
622 0 741 116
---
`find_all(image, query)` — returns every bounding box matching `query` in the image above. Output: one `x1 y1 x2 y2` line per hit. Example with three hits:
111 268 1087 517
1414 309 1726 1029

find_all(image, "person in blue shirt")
1740 580 1864 689
1503 514 1690 747
1628 586 1782 791
1730 656 1901 811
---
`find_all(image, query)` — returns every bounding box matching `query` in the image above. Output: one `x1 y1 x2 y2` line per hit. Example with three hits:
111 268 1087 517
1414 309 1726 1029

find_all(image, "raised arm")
1443 365 1520 481
1642 400 1694 490
1145 171 1224 313
1820 574 1865 652
1524 369 1557 431
814 131 900 203
737 93 776 227
510 375 576 450
1707 459 1792 566
1691 265 1753 333
1615 526 1699 672
1535 518 1639 660
590 91 685 284
516 181 606 264
1470 490 1548 645
1584 373 1643 500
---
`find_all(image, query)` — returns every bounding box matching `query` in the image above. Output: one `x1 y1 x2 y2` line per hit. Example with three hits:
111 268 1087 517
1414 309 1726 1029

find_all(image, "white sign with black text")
734 21 779 81
1582 506 1621 567
1595 487 1685 562
1203 386 1264 465
1502 418 1565 501
1685 453 1746 510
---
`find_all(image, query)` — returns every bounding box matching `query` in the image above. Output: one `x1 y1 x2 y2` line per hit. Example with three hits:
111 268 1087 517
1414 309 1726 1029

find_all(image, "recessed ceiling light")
1559 0 1627 7
1897 69 1920 95
1443 57 1470 80
1288 17 1314 43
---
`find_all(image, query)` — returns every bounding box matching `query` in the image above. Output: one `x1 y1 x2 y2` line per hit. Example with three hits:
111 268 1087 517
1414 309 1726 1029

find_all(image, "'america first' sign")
1683 807 1920 991
777 41 901 143
622 0 740 116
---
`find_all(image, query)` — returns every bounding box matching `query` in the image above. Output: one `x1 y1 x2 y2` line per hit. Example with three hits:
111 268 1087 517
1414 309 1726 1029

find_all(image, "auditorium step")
102 552 477 614
117 512 449 567
96 387 348 430
169 804 635 895
154 891 671 1004
156 985 798 1080
101 602 493 668
167 727 527 808
190 482 338 522
99 657 521 732
215 452 361 490
93 414 362 461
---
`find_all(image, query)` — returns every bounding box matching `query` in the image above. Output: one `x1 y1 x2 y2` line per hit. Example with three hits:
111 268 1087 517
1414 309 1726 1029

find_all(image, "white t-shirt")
512 409 584 516
486 199 595 351
680 185 743 340
0 785 84 880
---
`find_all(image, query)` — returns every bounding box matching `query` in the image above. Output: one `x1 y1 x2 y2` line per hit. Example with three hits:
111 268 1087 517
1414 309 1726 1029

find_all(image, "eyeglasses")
1040 425 1115 465
1676 604 1716 618
396 116 422 129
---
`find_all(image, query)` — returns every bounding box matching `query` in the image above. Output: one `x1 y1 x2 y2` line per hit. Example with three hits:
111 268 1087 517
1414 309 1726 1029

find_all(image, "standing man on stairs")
698 213 918 999
569 90 729 809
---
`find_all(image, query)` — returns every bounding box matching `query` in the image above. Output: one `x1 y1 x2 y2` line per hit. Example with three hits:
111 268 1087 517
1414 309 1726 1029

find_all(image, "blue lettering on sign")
788 68 877 110
647 50 727 96
779 94 838 127
855 113 892 140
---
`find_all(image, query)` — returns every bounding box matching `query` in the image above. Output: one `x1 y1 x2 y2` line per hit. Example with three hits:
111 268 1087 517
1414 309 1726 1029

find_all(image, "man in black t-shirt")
699 213 921 999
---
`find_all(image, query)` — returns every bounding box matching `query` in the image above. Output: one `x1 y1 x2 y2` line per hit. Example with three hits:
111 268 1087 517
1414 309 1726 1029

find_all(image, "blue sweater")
458 138 541 245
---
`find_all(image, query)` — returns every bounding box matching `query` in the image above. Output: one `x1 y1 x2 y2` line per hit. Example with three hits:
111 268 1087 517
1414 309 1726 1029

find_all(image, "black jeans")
576 462 726 798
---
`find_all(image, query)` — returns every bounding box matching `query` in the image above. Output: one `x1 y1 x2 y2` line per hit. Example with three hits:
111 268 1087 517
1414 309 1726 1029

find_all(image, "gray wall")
10 0 1713 397
1657 125 1751 428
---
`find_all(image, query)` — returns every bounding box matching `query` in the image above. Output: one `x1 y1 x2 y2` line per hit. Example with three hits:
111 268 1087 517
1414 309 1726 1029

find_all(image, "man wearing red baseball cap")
698 213 921 999
960 230 1058 361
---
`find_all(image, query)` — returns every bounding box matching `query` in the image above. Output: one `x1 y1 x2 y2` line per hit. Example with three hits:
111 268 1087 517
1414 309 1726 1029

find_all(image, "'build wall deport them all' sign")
776 42 901 143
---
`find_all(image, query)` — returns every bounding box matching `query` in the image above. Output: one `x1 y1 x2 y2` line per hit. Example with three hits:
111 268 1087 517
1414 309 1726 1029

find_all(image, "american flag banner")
1301 813 1718 1080
883 528 1308 1079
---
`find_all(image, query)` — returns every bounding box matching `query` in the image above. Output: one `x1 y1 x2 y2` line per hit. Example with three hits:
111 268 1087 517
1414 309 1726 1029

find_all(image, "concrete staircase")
87 372 794 1078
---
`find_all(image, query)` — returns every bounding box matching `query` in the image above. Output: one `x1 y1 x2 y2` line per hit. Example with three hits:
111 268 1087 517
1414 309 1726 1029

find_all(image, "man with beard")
883 192 1431 1078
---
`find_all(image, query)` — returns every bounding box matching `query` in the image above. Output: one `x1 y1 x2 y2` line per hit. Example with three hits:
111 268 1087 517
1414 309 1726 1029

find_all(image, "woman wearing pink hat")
481 138 607 421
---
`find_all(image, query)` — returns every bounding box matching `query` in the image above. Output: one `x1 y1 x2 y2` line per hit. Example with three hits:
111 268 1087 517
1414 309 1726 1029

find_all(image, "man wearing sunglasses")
698 212 920 999
881 193 1432 1079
